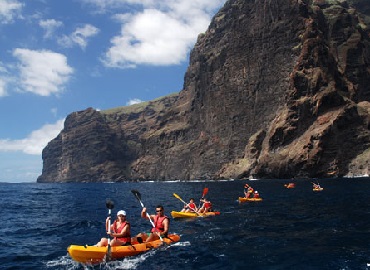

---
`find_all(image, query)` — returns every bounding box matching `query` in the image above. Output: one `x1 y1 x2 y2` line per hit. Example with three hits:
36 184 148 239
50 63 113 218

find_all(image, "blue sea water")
1 178 370 270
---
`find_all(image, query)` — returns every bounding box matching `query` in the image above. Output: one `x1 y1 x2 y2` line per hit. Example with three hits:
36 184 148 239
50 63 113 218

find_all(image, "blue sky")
0 0 227 183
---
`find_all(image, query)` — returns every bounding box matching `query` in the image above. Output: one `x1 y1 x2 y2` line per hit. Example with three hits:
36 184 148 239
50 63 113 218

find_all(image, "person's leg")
145 232 159 242
95 237 108 247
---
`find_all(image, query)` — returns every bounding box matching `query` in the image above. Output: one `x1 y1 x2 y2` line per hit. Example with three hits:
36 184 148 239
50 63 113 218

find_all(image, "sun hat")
117 210 126 216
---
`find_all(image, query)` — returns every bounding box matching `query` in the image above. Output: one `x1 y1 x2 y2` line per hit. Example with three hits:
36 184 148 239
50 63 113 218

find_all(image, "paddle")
105 198 114 261
173 193 199 215
198 187 209 209
131 190 163 242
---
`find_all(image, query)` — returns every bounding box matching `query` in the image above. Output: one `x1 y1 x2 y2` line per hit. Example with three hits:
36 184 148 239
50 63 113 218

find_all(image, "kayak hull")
170 211 220 218
238 197 263 202
67 234 180 264
313 188 324 191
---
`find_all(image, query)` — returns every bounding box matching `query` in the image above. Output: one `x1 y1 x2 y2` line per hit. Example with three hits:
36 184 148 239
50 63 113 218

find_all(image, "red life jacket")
113 221 131 243
203 201 212 209
150 215 169 233
189 203 196 211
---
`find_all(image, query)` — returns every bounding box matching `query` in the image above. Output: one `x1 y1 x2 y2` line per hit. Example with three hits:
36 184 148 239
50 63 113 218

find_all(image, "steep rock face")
219 0 370 179
38 0 370 182
38 108 132 182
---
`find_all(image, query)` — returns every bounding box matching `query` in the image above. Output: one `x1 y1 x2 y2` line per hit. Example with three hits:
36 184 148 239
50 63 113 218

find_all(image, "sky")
0 0 227 183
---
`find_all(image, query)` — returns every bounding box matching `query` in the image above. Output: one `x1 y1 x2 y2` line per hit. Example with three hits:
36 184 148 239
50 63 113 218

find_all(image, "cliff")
37 0 370 182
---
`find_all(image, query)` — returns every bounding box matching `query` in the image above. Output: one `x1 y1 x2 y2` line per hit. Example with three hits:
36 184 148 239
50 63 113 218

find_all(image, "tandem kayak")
67 234 180 264
170 211 220 218
238 197 263 203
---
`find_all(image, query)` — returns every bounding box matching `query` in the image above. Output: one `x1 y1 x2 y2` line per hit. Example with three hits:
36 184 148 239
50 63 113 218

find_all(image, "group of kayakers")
93 181 321 249
284 182 323 190
95 205 169 247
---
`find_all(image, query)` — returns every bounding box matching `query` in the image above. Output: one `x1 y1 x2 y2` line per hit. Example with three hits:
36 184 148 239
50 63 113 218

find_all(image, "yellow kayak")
67 234 180 264
313 187 324 192
170 211 220 218
238 197 263 203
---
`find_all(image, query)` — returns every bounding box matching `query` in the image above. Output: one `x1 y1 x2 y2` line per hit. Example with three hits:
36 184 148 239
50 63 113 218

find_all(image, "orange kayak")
67 233 180 264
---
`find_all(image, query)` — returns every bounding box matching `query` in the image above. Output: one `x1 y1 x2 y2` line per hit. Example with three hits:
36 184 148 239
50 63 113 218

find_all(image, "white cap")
117 210 126 216
254 191 258 193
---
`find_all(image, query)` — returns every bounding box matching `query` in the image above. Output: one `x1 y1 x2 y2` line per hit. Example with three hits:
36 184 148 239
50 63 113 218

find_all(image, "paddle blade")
106 199 114 210
173 193 181 200
131 189 141 201
202 188 209 198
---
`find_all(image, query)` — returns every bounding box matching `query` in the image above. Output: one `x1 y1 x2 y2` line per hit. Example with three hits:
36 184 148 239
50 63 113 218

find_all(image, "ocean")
1 178 370 270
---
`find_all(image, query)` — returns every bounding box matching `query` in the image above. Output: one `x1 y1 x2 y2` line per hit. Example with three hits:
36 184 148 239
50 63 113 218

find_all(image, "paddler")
180 198 198 213
313 182 321 189
198 198 212 213
136 205 169 243
95 210 131 247
244 184 254 198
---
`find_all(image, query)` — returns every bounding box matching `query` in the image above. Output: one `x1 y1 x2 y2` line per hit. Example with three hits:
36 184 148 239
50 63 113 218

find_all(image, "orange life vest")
113 221 131 243
151 215 169 233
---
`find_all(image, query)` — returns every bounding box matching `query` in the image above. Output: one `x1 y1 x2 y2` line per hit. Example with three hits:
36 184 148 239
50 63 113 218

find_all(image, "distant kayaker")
285 183 295 188
181 198 198 213
253 190 260 198
95 210 131 247
137 205 170 243
313 182 321 189
198 198 212 213
244 184 254 198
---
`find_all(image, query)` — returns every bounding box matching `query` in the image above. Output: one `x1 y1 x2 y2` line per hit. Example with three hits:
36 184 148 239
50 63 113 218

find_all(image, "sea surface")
1 178 370 270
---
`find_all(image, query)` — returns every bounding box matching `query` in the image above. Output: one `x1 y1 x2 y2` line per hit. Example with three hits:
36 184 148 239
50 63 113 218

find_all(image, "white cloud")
0 62 10 97
96 0 227 68
39 19 63 39
13 48 73 96
0 119 65 155
57 24 100 50
51 107 58 117
126 98 143 105
0 0 23 24
0 78 7 96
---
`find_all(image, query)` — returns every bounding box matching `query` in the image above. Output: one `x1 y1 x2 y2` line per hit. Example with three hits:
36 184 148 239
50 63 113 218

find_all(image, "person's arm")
105 216 111 232
141 207 148 219
141 207 154 221
161 218 169 236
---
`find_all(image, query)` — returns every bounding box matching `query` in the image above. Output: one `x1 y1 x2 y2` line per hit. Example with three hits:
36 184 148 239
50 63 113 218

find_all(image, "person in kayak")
180 198 198 213
95 210 131 247
136 205 170 243
253 190 260 198
244 184 254 198
198 198 212 213
313 182 321 189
